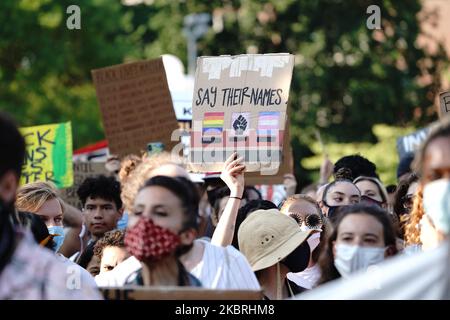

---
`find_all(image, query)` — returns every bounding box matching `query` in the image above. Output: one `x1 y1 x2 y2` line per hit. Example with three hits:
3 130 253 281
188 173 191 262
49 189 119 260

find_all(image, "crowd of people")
0 110 449 300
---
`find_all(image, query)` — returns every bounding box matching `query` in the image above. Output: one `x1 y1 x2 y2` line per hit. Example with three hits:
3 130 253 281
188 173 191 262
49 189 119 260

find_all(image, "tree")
0 0 137 148
134 0 448 186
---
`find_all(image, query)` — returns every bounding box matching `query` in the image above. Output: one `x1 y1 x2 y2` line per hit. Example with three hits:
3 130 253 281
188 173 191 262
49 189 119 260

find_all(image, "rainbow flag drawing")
257 112 280 142
202 112 225 135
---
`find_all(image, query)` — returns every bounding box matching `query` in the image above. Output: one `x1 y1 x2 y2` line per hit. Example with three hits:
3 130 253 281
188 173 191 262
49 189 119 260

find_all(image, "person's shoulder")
5 232 102 299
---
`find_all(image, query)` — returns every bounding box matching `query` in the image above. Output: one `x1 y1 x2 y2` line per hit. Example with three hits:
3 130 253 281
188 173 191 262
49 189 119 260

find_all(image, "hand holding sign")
220 152 245 198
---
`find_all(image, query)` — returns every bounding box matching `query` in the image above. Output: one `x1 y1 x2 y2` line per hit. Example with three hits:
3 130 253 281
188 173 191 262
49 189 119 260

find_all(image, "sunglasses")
289 212 323 229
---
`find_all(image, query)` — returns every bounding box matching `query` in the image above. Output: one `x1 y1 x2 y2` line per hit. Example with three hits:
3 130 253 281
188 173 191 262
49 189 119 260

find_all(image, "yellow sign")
20 122 73 188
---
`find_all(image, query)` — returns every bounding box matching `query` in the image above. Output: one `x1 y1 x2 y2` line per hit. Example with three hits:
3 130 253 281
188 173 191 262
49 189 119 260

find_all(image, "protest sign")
20 122 73 189
245 122 294 185
92 58 179 158
101 287 263 300
396 127 431 160
439 91 450 118
60 162 108 209
189 53 295 175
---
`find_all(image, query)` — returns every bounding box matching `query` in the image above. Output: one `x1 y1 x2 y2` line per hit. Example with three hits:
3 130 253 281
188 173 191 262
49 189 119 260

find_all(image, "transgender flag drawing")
257 112 280 142
202 112 224 135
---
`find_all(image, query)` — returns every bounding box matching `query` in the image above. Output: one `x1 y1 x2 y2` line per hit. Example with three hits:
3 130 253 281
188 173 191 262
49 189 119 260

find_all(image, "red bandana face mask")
125 218 181 262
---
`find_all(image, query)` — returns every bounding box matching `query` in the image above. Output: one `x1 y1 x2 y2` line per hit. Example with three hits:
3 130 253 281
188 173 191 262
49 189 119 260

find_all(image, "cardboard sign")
396 127 431 159
439 91 450 118
101 286 263 300
20 122 73 189
245 122 294 185
60 162 108 209
189 54 295 175
92 58 179 158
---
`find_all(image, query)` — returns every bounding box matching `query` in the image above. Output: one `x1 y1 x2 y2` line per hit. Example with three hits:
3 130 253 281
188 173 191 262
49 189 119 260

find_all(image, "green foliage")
302 124 418 185
0 0 448 186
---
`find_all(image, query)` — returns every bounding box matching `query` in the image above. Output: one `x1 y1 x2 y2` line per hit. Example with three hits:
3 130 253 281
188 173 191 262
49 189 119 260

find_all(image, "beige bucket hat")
238 209 313 272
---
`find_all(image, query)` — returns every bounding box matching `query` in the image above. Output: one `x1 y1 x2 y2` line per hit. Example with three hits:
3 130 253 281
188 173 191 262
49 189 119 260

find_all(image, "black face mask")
326 205 340 220
281 240 310 273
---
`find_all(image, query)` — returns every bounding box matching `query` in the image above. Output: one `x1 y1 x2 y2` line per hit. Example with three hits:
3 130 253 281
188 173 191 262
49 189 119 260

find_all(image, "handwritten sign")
396 127 431 159
439 91 450 118
20 122 73 188
245 122 294 185
189 54 295 174
101 286 263 300
60 162 108 209
92 58 179 158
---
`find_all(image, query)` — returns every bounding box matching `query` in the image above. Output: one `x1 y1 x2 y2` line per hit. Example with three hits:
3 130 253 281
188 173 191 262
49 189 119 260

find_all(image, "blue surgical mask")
48 226 65 252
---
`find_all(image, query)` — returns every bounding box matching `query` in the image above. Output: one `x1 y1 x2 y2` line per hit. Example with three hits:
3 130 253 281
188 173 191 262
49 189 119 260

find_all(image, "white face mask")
334 244 386 278
423 178 450 234
306 232 321 252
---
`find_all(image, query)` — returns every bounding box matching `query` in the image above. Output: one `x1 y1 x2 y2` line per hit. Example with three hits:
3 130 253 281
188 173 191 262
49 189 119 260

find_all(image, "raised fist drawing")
233 115 248 135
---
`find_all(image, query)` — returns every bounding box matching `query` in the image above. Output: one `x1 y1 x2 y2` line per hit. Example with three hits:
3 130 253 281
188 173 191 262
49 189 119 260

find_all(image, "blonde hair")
121 152 186 212
16 181 63 214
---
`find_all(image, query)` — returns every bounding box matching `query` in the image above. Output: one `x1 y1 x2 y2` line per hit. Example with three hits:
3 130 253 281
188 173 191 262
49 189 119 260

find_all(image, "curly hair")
404 117 450 245
333 154 379 180
118 154 142 185
77 175 122 209
121 152 186 212
93 229 126 260
403 184 424 246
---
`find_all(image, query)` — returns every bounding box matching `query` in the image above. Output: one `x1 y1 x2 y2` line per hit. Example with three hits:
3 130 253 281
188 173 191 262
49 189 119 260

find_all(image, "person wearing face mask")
15 181 98 286
316 204 398 285
0 112 101 299
120 176 202 286
412 118 450 252
238 209 313 300
16 181 67 252
319 169 361 222
354 176 389 209
295 117 450 300
280 194 328 291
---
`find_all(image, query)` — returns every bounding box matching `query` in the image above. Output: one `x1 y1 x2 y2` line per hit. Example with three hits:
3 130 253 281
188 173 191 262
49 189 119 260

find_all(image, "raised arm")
211 152 245 247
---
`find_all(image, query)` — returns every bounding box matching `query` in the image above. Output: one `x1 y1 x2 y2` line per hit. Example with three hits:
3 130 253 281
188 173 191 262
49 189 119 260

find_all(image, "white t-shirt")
287 264 321 290
190 239 260 290
95 239 261 290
